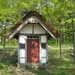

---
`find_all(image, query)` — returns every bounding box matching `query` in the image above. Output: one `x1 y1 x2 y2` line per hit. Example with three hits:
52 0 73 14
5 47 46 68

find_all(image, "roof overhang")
8 16 56 39
6 11 59 39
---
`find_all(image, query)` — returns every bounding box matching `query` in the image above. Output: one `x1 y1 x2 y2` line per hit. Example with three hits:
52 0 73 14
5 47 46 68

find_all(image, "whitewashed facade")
6 11 59 65
18 16 48 64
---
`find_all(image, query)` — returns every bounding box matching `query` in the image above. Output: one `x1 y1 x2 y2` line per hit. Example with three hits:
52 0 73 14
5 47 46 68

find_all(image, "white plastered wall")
20 24 33 34
18 35 48 64
34 24 46 34
40 35 47 64
20 23 46 34
18 35 27 64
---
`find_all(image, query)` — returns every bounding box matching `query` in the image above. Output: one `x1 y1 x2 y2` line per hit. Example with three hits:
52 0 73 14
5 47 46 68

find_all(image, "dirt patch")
10 67 36 75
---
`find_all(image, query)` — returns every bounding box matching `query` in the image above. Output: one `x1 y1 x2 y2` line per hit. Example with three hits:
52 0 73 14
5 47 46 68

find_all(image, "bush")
48 39 56 45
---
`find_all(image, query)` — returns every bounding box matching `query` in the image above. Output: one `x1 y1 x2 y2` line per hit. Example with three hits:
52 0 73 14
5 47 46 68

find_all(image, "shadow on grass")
0 50 18 68
47 49 75 75
26 69 53 75
0 48 75 75
0 50 18 75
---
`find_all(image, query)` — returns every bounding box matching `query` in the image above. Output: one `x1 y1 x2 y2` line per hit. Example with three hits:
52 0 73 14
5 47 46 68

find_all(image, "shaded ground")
0 45 75 75
9 67 50 75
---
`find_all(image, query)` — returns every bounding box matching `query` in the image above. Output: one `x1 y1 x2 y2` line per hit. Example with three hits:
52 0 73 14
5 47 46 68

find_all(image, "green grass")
0 58 17 75
47 47 75 75
51 44 73 50
0 46 17 50
0 45 75 75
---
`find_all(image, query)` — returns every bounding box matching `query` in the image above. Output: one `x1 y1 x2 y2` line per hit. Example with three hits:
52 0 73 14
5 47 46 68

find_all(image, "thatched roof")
6 11 59 39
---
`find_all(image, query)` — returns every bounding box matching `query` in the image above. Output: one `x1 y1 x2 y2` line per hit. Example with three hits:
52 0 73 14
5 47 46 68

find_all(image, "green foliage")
0 0 75 45
6 39 17 46
48 39 56 45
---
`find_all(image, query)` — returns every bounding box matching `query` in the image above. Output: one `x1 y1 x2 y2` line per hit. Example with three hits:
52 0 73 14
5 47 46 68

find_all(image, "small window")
27 36 29 38
37 36 39 38
41 43 46 49
20 44 25 49
30 36 32 38
27 35 39 39
31 44 35 48
34 36 36 38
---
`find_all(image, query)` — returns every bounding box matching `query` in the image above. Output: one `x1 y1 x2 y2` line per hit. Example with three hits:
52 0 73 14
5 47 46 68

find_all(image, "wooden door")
27 39 39 63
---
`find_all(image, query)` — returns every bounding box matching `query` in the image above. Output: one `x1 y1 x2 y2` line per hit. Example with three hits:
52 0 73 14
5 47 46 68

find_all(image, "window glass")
30 36 32 38
41 43 46 49
27 36 39 39
27 36 29 38
20 44 25 49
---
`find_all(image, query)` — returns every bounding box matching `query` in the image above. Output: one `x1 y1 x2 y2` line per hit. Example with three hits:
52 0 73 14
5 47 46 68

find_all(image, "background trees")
0 0 75 45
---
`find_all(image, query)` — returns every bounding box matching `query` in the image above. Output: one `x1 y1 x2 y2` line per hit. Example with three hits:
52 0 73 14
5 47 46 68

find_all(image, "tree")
0 0 75 45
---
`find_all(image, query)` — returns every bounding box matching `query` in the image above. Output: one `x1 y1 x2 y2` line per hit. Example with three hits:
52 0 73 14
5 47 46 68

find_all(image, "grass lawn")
0 46 17 50
0 45 75 75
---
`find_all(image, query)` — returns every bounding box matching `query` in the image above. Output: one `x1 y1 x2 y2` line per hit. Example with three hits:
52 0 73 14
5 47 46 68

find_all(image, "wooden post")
3 26 6 51
60 22 62 58
59 18 62 58
3 21 7 58
72 20 75 63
